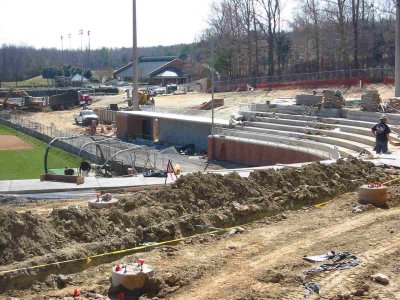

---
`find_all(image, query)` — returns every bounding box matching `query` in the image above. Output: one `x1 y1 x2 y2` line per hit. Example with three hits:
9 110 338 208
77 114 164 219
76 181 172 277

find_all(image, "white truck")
74 109 99 125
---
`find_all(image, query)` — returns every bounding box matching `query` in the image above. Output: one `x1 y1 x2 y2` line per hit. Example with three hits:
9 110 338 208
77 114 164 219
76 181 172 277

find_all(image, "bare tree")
256 0 281 75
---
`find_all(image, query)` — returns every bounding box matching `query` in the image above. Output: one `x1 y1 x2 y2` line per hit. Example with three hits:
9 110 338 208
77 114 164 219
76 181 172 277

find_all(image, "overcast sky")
0 0 294 50
0 0 215 49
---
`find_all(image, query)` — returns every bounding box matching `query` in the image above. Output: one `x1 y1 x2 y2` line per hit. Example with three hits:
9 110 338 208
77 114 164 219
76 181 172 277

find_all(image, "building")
113 56 188 86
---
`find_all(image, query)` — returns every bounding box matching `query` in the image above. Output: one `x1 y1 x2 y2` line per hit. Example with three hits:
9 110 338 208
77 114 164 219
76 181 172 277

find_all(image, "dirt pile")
0 158 386 266
0 210 67 264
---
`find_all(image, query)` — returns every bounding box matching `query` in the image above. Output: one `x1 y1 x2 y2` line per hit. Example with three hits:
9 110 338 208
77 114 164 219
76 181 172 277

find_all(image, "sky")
0 0 295 50
0 0 215 49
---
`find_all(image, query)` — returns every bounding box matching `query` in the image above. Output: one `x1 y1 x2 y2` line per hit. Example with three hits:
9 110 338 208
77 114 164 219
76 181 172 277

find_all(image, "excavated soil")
0 158 386 271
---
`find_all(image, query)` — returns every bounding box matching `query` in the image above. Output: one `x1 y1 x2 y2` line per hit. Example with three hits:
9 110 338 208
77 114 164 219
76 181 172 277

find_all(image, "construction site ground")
0 159 399 300
1 186 400 300
21 83 395 135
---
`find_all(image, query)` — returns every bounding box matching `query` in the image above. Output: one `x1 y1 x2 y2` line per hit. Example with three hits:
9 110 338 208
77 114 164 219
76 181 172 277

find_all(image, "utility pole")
396 0 400 97
132 0 139 110
211 38 215 136
79 29 84 86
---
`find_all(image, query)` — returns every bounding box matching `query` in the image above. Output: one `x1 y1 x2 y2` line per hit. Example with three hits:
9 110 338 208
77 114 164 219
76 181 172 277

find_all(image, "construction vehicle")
49 90 92 110
0 89 44 111
138 90 150 105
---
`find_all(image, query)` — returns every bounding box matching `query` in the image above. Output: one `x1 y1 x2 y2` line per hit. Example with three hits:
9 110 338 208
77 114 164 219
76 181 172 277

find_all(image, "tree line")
203 0 396 79
0 0 396 83
0 44 192 82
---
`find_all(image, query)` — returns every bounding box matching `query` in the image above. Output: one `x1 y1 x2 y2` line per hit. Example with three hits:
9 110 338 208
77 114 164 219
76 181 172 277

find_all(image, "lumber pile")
360 90 381 111
322 90 345 109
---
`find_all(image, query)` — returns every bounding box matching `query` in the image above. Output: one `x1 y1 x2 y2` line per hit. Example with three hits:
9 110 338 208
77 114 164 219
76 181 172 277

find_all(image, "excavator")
0 88 43 111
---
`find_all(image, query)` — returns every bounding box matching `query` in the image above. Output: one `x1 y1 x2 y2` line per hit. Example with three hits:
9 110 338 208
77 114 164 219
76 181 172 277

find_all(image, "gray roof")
114 57 173 78
115 61 169 78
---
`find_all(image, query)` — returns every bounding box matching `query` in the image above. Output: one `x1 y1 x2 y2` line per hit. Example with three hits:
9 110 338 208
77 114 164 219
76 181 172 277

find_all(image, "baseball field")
0 125 80 180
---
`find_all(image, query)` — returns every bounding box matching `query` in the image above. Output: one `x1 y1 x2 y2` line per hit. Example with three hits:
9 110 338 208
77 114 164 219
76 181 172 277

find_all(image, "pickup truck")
74 109 99 125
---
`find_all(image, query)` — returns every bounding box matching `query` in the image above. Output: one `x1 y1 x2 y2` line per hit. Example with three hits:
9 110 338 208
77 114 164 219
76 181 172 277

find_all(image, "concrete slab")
0 176 175 194
117 110 229 126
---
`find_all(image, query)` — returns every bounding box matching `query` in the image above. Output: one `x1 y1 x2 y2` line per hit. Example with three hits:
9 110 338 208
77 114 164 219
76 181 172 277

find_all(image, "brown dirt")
0 158 391 296
3 182 400 300
0 135 32 150
21 83 395 134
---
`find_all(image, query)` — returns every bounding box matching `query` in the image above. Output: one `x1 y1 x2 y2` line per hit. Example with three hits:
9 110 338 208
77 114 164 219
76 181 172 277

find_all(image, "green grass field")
0 125 80 180
1 76 49 87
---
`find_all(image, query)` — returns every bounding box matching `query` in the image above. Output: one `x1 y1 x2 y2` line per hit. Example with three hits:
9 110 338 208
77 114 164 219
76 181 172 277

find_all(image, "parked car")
74 109 99 125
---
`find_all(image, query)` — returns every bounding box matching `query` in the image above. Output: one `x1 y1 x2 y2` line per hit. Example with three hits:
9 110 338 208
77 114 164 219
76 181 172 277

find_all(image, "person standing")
79 158 91 177
371 115 391 154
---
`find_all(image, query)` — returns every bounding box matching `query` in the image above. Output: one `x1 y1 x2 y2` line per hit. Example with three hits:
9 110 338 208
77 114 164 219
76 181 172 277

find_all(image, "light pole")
87 30 91 69
132 0 139 110
61 35 64 86
68 33 72 66
396 0 400 97
79 29 84 86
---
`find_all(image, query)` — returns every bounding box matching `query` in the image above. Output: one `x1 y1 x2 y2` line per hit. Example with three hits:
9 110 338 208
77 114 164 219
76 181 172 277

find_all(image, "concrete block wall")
158 119 211 151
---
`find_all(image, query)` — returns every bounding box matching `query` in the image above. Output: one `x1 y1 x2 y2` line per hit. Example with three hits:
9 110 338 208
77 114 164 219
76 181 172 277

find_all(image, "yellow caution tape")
0 197 346 276
0 230 222 276
314 201 329 208
382 177 400 186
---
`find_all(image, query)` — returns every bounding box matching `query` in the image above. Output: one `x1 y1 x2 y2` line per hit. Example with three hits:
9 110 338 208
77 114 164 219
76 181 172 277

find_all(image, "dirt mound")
0 158 386 266
0 210 67 264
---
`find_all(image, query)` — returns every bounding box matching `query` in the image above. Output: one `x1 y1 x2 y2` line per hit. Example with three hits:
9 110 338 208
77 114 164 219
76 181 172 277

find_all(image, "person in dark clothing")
371 115 391 154
79 158 91 177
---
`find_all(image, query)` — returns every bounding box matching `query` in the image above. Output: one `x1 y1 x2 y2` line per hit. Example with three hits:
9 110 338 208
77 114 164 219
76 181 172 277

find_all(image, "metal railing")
214 125 338 160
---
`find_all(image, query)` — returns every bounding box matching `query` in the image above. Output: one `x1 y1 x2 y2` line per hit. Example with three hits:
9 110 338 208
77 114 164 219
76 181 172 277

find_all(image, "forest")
0 0 396 82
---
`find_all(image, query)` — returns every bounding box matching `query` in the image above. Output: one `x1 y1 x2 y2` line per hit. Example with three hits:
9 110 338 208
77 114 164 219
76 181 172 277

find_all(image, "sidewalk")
0 176 173 194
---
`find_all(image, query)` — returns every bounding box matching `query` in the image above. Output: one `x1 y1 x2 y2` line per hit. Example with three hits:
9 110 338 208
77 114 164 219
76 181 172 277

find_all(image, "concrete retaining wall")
276 106 342 118
208 136 321 166
343 109 400 123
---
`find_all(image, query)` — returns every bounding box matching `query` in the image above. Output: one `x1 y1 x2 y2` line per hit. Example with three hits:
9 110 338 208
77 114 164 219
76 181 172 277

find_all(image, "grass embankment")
1 76 49 87
0 125 79 180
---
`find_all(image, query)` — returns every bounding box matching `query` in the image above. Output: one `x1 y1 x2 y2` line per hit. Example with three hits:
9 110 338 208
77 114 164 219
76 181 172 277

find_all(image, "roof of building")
70 74 89 82
154 70 180 78
114 56 186 79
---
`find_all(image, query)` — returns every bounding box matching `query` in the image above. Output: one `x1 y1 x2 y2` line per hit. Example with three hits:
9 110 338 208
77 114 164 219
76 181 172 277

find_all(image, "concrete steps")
215 134 331 159
232 109 400 160
228 126 367 155
244 121 376 147
219 128 356 158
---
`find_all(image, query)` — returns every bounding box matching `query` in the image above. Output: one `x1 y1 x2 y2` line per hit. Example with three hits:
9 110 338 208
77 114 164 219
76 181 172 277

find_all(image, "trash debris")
143 169 167 178
371 273 389 285
301 251 360 297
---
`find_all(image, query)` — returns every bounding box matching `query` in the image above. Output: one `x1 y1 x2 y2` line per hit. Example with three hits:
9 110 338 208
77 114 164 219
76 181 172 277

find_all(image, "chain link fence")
0 112 210 175
216 67 394 92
